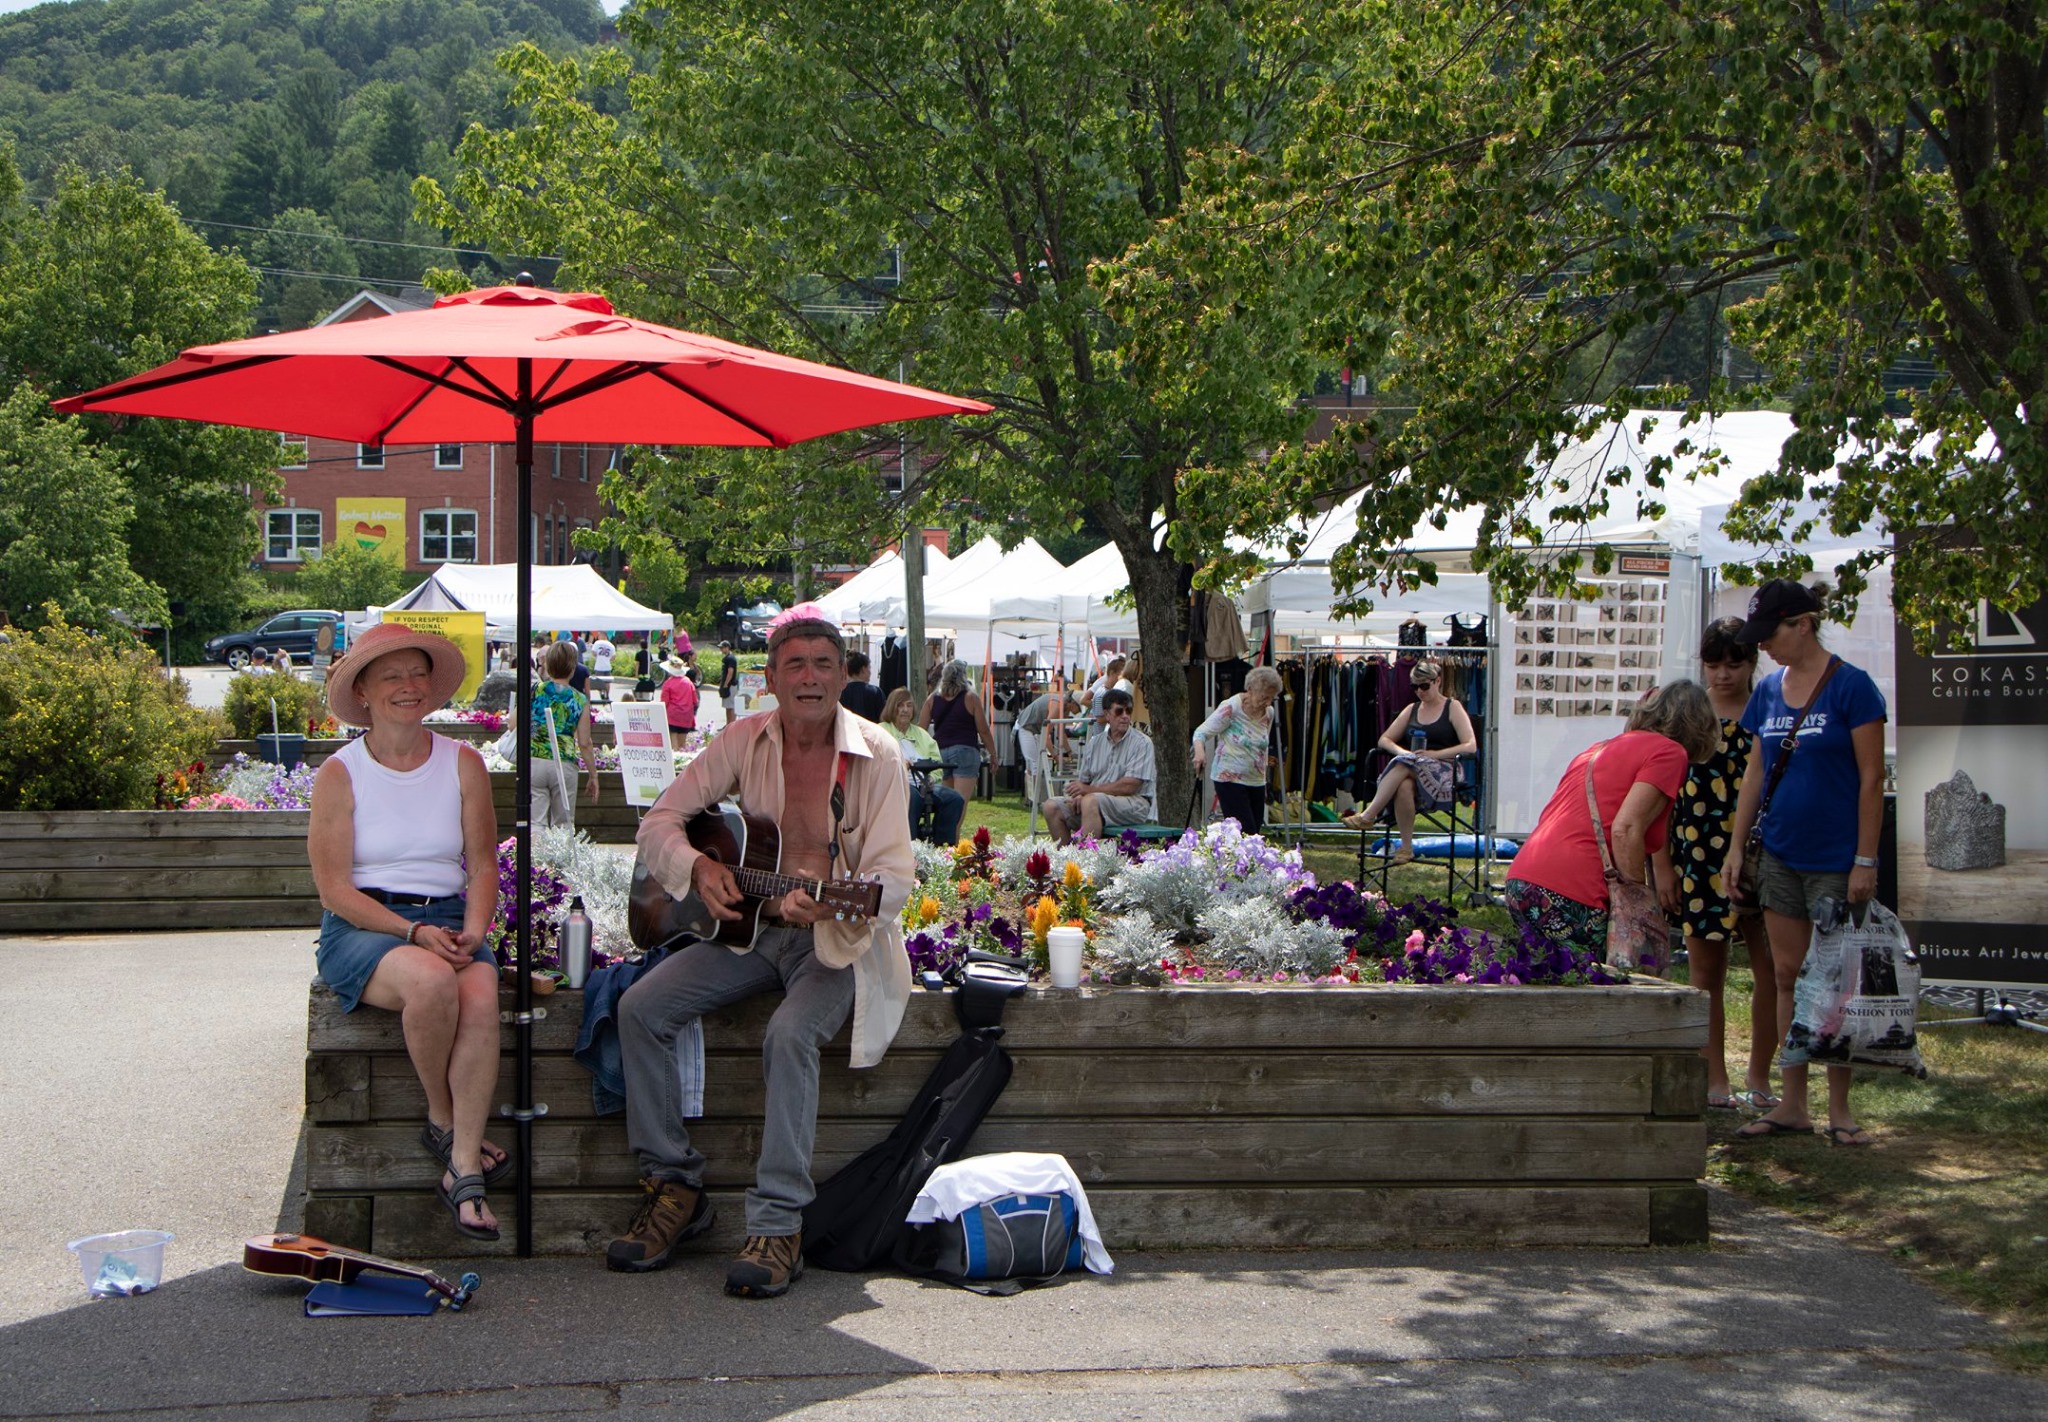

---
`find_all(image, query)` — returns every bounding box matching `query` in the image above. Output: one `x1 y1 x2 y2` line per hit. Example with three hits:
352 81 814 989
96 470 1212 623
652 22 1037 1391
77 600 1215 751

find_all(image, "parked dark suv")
728 599 783 651
203 610 346 669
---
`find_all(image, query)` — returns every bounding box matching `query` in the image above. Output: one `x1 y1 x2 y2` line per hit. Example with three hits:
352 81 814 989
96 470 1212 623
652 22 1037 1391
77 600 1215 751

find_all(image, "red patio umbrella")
56 280 988 1253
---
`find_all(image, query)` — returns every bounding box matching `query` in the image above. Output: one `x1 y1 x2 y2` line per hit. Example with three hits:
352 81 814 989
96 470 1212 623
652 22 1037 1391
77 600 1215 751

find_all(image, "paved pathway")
0 928 2036 1420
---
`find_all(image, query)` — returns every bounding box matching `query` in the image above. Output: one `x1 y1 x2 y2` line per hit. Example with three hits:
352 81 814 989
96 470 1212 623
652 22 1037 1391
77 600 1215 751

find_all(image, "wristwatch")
1852 855 1879 868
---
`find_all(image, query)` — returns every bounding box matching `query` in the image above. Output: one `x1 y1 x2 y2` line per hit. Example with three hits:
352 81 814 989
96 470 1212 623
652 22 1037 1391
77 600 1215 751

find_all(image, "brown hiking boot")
725 1231 804 1298
605 1177 714 1273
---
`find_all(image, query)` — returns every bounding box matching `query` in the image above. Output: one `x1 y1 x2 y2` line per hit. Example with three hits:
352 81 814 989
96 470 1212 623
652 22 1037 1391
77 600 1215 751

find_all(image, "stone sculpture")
1924 769 2006 871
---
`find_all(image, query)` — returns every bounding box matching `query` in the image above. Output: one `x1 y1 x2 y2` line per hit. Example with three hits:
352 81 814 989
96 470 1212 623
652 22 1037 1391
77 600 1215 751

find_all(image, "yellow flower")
1062 860 1084 888
954 838 976 858
918 896 941 925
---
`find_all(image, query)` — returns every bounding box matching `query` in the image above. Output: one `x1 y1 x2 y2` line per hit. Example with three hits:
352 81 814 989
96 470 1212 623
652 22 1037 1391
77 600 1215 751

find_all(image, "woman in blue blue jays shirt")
1722 581 1887 1148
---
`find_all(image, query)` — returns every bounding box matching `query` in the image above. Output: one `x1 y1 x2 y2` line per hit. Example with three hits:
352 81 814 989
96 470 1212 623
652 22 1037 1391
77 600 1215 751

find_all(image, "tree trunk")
1119 535 1195 828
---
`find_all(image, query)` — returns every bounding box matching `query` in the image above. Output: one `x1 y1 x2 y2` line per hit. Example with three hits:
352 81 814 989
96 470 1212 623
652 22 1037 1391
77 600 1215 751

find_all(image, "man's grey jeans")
618 927 854 1236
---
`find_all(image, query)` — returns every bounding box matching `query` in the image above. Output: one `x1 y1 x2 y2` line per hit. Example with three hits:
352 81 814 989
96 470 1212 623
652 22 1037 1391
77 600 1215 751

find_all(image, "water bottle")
560 895 592 990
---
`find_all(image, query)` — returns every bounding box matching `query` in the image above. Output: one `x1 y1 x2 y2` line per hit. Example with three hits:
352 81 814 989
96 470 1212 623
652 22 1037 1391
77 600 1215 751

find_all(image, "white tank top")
334 733 468 898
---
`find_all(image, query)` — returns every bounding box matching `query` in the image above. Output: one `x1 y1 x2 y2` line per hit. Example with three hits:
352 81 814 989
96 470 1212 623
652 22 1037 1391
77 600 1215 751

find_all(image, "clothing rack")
1260 640 1505 901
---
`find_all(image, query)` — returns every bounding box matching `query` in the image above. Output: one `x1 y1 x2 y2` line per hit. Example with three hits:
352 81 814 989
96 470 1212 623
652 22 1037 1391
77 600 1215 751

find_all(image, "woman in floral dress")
1654 618 1779 1110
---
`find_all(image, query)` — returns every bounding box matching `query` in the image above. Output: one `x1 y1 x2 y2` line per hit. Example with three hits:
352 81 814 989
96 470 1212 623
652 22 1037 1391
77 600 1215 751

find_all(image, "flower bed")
902 822 1628 990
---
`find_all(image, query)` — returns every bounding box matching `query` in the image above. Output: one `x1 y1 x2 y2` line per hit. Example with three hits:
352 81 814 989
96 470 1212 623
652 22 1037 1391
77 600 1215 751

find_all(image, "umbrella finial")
514 271 537 287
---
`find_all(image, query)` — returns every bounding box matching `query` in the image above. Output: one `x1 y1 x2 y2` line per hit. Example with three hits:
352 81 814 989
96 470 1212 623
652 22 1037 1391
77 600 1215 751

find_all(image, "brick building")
256 291 615 575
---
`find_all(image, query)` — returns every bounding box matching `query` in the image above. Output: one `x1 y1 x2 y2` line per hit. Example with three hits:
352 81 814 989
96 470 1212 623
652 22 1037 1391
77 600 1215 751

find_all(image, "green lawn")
967 784 2048 1364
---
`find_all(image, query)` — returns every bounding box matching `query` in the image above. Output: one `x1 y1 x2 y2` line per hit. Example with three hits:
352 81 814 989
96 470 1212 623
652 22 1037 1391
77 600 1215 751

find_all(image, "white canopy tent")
987 540 1138 637
815 544 953 624
857 535 1006 625
353 563 673 640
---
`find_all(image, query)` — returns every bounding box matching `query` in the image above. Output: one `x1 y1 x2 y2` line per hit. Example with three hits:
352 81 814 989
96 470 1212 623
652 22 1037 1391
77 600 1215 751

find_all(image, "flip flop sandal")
422 1121 514 1186
1731 1118 1813 1142
1823 1126 1874 1148
1736 1089 1783 1110
1706 1093 1742 1111
437 1171 500 1242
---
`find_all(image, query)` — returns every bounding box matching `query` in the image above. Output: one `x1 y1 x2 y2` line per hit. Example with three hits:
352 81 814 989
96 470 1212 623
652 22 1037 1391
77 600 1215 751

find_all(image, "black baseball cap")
1736 579 1822 642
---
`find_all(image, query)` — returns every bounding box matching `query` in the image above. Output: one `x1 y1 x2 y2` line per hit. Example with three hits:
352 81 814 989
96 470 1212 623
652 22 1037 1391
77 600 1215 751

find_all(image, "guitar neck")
730 865 826 903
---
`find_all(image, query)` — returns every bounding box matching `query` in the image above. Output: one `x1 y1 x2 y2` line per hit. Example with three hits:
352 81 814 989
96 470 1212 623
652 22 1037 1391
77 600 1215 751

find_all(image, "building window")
578 444 590 482
357 444 384 468
279 435 307 469
420 509 479 564
266 509 321 562
434 443 463 469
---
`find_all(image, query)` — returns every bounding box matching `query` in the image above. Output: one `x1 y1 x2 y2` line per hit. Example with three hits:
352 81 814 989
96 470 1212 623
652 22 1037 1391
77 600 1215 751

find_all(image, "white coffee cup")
1046 925 1086 989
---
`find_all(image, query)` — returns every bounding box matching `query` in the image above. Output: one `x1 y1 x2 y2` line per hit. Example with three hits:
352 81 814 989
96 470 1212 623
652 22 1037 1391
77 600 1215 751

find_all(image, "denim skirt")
316 895 490 1012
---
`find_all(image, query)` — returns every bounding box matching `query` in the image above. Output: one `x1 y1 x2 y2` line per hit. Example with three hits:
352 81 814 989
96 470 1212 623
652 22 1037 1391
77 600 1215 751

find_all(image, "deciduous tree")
1121 1 2047 642
419 0 1334 821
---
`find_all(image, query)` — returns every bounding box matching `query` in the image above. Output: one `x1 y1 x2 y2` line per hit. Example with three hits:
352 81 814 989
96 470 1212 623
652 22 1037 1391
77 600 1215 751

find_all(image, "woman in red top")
657 653 700 735
1503 680 1722 958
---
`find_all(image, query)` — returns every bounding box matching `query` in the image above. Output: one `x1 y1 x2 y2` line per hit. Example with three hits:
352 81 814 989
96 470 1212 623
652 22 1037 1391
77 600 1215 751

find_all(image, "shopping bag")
1781 898 1927 1076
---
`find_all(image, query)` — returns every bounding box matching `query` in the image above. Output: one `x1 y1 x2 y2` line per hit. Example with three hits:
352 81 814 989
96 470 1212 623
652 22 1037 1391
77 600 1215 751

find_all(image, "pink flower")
1404 929 1426 953
1453 972 1472 983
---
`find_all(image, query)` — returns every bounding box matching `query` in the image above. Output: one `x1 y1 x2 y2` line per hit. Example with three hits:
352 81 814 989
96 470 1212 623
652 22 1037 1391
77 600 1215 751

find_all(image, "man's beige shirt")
637 706 916 1068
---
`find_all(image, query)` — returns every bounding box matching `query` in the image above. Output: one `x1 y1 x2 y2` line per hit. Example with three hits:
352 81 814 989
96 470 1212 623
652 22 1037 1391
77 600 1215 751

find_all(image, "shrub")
0 608 223 810
221 669 328 740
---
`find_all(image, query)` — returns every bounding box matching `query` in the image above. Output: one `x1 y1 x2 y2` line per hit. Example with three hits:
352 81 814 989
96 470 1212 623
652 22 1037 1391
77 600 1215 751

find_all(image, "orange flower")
917 896 941 925
1062 860 1084 888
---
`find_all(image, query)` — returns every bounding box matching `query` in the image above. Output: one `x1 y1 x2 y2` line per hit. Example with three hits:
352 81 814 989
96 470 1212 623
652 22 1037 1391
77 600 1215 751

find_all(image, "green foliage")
0 0 607 330
1124 0 2048 638
419 0 1341 824
0 608 223 811
221 668 328 741
289 538 413 612
0 385 166 630
0 159 278 618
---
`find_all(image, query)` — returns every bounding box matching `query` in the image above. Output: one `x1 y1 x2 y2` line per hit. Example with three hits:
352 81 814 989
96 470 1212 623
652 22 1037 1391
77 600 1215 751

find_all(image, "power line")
186 215 560 263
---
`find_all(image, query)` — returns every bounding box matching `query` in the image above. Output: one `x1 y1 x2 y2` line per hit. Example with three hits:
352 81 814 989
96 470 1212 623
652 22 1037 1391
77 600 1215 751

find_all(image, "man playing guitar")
609 606 915 1298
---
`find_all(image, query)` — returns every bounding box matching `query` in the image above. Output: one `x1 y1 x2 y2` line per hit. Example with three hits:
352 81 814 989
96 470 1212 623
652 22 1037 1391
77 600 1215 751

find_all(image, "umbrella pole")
510 365 540 1257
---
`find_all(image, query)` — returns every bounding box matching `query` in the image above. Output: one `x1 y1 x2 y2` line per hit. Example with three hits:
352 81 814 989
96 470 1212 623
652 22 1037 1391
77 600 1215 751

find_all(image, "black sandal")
437 1171 500 1242
422 1121 514 1186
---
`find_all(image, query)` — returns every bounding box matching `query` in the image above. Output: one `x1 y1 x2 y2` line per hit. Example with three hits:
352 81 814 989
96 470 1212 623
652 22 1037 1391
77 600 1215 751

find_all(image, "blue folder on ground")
303 1272 445 1317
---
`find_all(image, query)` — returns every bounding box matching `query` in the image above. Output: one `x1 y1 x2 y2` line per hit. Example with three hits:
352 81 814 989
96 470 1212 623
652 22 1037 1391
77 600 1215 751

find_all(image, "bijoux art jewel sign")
1892 534 2048 990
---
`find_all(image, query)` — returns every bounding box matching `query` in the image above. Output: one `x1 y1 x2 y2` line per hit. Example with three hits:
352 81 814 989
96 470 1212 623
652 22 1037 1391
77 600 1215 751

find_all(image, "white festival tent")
351 562 673 641
1241 409 1790 641
815 544 953 624
922 538 1071 661
987 539 1138 637
856 534 1007 625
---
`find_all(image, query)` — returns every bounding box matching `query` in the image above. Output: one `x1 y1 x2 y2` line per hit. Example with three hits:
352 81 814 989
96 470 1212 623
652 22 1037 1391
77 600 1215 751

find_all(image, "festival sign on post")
382 610 488 705
1892 533 2048 991
335 497 407 566
611 701 676 807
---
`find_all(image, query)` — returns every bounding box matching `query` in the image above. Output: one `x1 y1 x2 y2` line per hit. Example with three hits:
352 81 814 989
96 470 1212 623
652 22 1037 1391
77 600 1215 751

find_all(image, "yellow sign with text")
335 497 407 567
383 610 487 705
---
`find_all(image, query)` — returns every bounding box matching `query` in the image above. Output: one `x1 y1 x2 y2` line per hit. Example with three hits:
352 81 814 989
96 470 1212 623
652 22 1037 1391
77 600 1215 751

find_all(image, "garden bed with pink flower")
298 821 1709 1259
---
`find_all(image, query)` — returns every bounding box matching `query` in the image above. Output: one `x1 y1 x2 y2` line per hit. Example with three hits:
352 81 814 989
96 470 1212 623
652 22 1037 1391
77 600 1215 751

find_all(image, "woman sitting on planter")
1502 680 1721 959
531 639 599 830
1340 660 1478 862
308 624 506 1241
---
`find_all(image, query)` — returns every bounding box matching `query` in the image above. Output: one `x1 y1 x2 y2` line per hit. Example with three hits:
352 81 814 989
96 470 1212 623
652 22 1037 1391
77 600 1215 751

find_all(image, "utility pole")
901 434 928 699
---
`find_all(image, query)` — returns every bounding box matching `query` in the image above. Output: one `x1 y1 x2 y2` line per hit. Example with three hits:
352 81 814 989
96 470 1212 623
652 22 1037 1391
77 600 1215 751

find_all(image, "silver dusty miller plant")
1197 898 1352 978
1090 908 1178 974
533 826 636 956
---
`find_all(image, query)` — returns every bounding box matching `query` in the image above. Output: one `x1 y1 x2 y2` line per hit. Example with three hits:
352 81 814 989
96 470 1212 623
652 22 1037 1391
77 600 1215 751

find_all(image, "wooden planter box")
304 980 1709 1258
489 770 641 843
0 810 317 932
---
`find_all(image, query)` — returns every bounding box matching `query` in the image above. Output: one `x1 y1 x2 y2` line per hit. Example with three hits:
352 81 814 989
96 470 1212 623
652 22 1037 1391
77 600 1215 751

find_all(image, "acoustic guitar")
629 806 883 951
242 1232 480 1310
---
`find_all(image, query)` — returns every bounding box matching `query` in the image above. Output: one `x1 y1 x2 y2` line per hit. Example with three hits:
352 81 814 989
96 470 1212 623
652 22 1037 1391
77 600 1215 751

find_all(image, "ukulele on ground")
630 806 883 951
243 1233 480 1310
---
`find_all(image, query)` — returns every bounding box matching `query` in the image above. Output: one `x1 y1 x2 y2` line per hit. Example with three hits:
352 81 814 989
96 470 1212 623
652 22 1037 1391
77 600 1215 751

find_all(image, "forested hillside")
0 0 606 326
